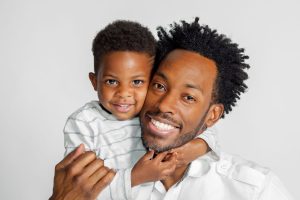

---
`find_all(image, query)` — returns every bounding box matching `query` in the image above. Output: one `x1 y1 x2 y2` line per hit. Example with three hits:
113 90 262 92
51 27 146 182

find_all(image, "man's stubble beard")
141 111 208 153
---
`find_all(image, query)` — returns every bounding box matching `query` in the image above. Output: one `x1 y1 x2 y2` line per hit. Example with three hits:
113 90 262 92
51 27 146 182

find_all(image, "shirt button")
218 160 231 174
221 164 228 170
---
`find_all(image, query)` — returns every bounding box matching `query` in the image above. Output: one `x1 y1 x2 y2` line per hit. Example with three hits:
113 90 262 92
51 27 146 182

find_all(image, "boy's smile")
89 51 153 120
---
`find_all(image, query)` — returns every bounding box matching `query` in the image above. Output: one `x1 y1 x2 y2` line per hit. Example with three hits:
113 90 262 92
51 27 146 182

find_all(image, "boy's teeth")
151 118 175 131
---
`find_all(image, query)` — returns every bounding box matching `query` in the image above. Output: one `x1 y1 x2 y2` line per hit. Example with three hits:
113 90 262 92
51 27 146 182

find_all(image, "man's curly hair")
155 17 250 117
92 20 156 74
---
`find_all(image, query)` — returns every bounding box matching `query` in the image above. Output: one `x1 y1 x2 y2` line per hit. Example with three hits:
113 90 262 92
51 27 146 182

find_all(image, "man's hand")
49 144 115 200
131 150 177 187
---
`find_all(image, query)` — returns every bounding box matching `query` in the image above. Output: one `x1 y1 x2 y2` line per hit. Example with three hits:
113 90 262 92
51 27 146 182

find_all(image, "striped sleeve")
196 127 220 156
63 117 96 156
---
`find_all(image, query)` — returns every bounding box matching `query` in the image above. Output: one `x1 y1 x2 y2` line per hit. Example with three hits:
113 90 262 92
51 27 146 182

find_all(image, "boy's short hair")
92 20 156 75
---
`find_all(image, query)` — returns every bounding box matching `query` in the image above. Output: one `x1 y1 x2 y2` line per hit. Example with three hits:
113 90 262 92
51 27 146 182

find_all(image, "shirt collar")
91 101 119 121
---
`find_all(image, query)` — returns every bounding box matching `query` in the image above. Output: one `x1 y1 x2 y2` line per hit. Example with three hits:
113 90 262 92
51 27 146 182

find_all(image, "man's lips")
145 114 180 137
146 113 181 129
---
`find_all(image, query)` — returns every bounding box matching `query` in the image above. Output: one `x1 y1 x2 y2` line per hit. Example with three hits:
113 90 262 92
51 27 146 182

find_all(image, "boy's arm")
63 117 130 200
131 150 177 187
171 127 219 167
64 117 95 156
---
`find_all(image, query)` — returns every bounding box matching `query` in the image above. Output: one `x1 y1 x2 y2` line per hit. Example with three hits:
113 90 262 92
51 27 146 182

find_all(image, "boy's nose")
116 86 132 98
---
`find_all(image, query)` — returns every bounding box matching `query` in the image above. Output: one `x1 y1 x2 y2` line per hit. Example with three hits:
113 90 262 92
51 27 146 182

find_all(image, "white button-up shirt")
130 151 294 200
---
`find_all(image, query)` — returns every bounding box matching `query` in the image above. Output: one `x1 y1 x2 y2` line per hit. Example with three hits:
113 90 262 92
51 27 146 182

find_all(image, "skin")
50 50 214 199
49 144 115 200
89 51 153 120
140 49 224 190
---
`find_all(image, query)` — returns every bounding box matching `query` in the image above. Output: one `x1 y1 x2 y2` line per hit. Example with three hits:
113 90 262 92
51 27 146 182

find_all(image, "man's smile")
145 113 181 138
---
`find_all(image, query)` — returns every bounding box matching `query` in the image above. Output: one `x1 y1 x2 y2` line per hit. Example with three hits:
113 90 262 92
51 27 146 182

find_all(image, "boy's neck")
161 164 189 191
99 103 112 114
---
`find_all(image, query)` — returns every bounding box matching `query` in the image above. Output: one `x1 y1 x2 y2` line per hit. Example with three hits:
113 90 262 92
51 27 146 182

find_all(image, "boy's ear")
89 72 97 91
205 104 224 128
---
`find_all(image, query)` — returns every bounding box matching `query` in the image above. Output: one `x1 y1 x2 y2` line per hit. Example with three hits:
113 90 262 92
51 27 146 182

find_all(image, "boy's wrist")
131 167 141 187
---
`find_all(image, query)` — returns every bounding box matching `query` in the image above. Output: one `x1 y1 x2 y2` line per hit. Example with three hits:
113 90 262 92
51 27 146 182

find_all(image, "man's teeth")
151 118 175 131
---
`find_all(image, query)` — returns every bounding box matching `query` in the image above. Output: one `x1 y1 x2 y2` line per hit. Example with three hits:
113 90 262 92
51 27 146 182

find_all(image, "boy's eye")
105 79 118 86
152 82 166 92
132 80 144 86
183 95 196 103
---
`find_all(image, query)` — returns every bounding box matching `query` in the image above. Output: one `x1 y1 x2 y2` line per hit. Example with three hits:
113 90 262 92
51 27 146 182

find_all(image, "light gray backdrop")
0 0 299 199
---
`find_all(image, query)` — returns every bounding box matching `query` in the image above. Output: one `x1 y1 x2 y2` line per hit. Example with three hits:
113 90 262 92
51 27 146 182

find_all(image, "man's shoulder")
215 152 271 188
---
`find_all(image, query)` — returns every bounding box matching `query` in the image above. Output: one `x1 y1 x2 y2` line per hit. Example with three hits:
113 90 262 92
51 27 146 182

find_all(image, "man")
50 18 293 200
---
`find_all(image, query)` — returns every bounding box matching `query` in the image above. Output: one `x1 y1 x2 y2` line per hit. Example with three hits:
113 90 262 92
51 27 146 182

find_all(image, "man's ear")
89 72 97 91
205 104 224 128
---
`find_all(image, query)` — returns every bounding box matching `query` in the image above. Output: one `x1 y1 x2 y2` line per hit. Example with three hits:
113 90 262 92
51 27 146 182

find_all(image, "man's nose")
157 92 177 114
116 84 132 98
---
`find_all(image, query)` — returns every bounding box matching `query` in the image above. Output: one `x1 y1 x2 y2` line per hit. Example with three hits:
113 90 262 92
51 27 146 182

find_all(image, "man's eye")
105 79 118 85
184 95 196 102
153 83 166 91
132 80 144 86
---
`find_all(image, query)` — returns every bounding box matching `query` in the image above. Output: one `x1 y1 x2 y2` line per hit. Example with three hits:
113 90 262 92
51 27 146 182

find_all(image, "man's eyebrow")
185 83 203 93
155 71 168 80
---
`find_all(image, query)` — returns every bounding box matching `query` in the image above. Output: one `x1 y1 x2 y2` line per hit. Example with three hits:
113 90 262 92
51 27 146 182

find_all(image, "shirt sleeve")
196 126 221 156
95 168 132 200
64 117 133 200
258 172 294 200
63 117 96 156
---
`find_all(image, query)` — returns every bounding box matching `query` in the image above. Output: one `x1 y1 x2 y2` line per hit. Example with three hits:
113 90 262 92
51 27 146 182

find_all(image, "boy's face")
89 51 153 120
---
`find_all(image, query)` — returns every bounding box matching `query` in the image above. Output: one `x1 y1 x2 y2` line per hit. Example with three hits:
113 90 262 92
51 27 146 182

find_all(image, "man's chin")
142 133 175 153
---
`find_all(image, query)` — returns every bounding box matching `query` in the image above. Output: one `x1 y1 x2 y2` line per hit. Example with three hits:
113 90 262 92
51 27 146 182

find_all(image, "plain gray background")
0 0 299 199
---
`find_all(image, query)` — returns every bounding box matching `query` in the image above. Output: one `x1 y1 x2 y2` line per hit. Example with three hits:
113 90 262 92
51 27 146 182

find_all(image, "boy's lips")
112 103 134 113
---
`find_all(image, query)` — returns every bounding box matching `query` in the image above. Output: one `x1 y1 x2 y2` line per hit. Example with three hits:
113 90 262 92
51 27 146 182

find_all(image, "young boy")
63 20 219 199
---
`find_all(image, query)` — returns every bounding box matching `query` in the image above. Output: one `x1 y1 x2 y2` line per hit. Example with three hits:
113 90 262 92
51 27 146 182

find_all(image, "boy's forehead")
98 51 154 77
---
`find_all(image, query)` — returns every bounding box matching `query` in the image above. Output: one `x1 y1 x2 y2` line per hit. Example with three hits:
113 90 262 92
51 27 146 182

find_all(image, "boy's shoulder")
67 101 106 122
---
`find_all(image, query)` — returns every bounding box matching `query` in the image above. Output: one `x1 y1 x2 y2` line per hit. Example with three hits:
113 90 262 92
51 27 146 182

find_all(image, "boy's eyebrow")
102 74 148 79
131 74 148 79
102 74 118 78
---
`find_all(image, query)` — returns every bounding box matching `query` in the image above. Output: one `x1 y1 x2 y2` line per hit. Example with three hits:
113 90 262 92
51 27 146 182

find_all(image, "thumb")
56 144 85 170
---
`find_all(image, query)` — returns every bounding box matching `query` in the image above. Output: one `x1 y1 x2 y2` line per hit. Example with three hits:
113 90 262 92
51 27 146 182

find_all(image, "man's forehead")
155 49 217 89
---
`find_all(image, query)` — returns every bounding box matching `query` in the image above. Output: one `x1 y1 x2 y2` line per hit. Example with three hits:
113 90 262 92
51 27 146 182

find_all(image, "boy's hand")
171 138 209 167
49 144 115 200
131 150 177 187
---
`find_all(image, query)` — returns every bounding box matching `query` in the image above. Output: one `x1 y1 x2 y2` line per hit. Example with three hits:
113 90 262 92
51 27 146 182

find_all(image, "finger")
154 151 169 162
55 144 85 170
161 153 177 168
82 158 105 178
92 169 116 195
142 150 155 161
66 151 97 178
88 165 110 186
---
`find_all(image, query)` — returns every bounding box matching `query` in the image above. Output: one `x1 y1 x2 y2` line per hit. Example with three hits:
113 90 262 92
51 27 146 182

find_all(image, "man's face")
140 49 223 152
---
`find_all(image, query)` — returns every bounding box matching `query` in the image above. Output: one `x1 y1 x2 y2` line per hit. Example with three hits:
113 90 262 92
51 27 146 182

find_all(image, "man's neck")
161 164 189 191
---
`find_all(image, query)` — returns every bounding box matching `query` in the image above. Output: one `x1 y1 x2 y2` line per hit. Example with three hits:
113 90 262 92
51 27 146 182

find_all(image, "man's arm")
49 144 115 200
